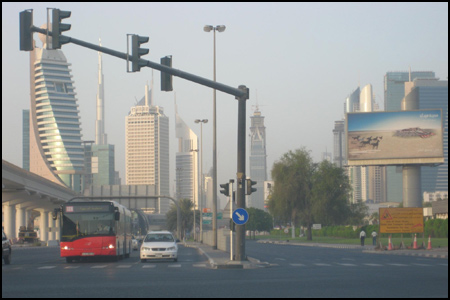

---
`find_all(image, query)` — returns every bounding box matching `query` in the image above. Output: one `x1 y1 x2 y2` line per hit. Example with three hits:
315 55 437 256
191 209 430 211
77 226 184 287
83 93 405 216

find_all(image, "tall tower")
248 105 267 210
95 39 107 145
29 25 84 192
384 71 436 202
125 84 170 214
175 103 199 208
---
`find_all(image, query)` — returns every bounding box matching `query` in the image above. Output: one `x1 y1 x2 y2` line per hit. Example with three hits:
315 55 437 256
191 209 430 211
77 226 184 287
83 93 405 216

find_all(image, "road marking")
336 263 357 267
315 263 332 267
91 265 108 269
64 266 80 269
142 265 156 268
388 264 409 267
168 264 182 268
193 264 207 268
411 263 432 267
290 264 305 267
38 266 56 269
363 264 383 267
117 265 132 268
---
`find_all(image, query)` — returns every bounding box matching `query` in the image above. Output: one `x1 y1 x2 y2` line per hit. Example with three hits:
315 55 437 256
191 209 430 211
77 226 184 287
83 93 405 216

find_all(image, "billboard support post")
403 166 421 207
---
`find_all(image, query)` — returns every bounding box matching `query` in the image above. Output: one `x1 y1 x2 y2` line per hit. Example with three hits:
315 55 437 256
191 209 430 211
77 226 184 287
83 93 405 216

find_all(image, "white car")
140 231 178 262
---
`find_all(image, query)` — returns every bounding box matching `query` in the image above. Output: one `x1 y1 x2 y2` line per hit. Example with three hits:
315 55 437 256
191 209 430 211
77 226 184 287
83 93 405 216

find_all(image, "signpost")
232 208 249 225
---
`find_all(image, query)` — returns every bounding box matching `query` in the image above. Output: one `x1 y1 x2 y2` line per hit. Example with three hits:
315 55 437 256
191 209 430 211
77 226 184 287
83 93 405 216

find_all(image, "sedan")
140 231 178 262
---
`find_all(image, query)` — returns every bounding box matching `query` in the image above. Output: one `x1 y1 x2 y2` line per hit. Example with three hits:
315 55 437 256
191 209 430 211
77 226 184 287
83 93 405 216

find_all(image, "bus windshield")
61 212 115 242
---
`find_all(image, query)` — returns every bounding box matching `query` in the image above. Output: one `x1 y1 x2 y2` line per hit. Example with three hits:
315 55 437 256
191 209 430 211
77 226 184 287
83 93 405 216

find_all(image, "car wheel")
4 254 11 265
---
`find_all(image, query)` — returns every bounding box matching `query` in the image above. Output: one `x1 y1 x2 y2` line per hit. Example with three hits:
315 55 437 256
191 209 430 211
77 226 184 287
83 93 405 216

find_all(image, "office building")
384 71 436 202
125 84 170 214
175 105 199 208
22 109 30 171
248 106 268 210
28 27 84 192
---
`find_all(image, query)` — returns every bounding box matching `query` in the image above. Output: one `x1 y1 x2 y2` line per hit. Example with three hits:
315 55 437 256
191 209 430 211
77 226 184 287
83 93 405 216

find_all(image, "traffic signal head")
20 10 34 51
219 183 230 197
131 34 149 72
160 55 173 91
52 9 71 49
246 179 257 195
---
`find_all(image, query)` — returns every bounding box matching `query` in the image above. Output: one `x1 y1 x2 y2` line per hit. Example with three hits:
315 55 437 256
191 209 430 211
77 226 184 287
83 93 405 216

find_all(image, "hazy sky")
2 3 448 207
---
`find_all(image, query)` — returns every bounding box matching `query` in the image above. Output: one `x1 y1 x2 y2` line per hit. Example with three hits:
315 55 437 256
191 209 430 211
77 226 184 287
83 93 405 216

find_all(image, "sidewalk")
185 240 447 269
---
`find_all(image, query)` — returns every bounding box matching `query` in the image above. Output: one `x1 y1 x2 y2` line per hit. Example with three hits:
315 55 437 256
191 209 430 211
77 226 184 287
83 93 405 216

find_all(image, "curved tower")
29 26 84 192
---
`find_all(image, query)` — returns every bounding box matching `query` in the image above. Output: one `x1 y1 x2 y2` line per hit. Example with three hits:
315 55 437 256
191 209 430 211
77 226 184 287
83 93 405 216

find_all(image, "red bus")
53 201 132 263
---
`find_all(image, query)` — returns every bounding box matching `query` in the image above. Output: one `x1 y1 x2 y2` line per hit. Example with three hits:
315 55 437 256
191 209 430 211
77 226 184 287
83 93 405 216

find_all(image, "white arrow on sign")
235 212 245 221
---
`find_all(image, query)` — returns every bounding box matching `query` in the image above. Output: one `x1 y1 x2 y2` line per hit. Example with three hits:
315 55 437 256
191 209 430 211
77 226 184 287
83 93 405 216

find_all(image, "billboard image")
347 109 443 166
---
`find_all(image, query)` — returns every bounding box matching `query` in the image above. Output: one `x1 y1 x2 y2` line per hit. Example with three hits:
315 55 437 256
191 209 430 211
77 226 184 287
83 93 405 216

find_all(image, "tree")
268 148 316 240
246 207 273 232
312 160 352 226
166 198 199 240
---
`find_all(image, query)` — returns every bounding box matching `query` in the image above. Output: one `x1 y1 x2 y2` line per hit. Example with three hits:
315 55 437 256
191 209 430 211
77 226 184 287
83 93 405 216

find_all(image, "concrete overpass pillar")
37 209 48 242
16 205 26 238
54 213 60 241
48 211 55 241
3 203 16 240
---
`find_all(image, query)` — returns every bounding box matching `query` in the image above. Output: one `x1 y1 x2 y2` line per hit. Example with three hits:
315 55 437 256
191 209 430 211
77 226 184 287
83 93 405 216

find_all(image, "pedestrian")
360 230 366 246
371 231 377 246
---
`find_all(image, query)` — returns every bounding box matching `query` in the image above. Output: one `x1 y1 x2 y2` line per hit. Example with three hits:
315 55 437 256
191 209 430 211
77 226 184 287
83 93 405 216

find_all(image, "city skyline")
2 3 448 206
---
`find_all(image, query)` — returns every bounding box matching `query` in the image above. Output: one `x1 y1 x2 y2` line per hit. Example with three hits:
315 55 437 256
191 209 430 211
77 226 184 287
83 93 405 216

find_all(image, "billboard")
347 109 444 166
379 208 424 234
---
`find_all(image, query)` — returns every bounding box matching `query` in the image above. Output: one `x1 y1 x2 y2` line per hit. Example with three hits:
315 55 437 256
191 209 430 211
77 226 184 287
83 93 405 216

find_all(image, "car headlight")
141 247 151 251
167 246 176 251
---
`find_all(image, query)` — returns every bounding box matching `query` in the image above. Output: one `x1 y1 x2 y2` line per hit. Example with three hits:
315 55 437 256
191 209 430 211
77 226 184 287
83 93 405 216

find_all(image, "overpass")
2 159 78 243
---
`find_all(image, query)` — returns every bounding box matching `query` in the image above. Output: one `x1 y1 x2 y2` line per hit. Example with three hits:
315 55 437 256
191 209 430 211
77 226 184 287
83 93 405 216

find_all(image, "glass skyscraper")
249 106 267 210
384 71 436 202
28 29 84 192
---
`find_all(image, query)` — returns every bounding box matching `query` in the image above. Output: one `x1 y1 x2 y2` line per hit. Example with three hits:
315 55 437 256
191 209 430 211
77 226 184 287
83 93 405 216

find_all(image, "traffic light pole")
29 23 249 259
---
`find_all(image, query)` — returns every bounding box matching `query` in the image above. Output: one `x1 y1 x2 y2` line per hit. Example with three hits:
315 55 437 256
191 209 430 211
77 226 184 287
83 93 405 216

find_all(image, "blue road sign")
232 208 249 225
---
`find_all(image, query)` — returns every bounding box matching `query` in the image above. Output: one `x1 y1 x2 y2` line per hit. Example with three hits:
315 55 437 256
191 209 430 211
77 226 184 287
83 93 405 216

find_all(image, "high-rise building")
403 78 448 194
125 84 170 214
175 104 199 208
28 26 84 192
22 109 30 171
332 120 345 168
384 71 436 202
83 40 117 189
248 106 267 210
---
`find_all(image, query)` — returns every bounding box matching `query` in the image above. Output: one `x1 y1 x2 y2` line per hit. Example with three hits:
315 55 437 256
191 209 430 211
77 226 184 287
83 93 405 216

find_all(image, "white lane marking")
388 263 409 267
336 263 357 267
168 264 181 268
363 264 383 267
315 263 332 266
38 266 56 269
411 263 432 267
64 266 80 269
193 264 207 268
117 265 132 268
142 265 156 268
91 265 108 269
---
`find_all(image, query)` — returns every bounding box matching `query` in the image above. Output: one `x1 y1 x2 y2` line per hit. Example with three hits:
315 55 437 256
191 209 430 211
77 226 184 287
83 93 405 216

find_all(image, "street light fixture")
204 25 225 250
194 119 208 243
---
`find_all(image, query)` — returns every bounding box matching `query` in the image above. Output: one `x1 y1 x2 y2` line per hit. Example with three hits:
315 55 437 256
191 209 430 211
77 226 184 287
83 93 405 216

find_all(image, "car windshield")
144 233 174 243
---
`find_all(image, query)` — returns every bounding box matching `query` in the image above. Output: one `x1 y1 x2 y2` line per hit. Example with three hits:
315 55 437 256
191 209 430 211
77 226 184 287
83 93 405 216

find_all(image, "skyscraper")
28 26 84 192
248 105 267 210
125 84 170 214
384 71 436 202
175 104 199 208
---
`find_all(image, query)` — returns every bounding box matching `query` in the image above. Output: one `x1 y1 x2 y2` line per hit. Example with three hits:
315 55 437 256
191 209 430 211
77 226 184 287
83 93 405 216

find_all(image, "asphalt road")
2 241 448 298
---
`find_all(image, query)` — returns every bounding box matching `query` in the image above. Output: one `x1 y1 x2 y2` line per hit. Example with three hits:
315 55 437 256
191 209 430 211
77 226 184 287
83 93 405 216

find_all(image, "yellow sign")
379 208 424 234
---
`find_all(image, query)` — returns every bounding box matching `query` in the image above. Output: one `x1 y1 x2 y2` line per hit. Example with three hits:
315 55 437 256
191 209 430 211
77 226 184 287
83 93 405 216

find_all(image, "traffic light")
52 9 71 49
246 179 257 195
160 55 173 91
131 34 149 72
20 10 34 51
219 183 230 197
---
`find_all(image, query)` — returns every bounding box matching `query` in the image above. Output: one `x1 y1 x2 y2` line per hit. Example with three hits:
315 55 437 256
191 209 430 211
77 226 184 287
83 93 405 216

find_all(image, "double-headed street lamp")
203 25 225 250
194 119 208 243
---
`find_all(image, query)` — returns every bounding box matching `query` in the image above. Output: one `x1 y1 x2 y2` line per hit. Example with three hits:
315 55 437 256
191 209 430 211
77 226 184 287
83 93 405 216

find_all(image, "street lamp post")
195 119 208 243
204 25 225 249
190 148 199 241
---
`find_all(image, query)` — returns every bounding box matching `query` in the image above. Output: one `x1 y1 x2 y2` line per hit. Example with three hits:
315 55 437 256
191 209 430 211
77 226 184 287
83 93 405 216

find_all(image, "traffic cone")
427 235 432 250
413 234 418 250
388 235 393 251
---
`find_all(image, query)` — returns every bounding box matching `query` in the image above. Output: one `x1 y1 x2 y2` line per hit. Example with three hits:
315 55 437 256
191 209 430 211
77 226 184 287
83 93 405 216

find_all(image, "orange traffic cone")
427 235 432 250
388 235 393 251
413 234 418 250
